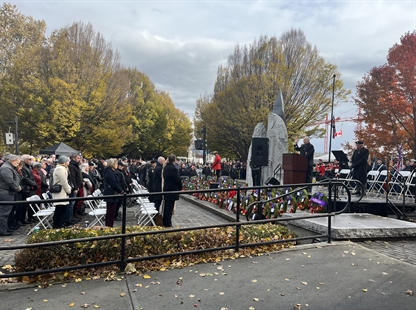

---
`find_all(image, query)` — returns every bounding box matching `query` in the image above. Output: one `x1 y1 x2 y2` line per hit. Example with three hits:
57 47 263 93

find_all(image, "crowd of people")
0 150 247 236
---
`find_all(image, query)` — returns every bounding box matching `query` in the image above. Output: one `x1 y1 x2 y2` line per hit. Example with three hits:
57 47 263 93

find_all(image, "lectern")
282 153 308 184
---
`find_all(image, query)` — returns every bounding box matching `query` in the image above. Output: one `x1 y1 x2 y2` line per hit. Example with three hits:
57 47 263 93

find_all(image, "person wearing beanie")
51 155 72 228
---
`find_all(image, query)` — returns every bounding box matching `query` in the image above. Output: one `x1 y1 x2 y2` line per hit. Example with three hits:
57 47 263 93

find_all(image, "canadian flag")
334 130 342 138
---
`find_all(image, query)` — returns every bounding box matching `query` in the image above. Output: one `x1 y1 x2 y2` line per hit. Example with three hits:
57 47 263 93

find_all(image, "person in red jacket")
212 151 222 179
315 159 326 181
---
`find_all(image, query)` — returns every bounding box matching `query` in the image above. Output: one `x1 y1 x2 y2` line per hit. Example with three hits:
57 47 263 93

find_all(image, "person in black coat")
294 137 315 184
162 154 182 227
103 159 124 227
153 157 165 212
351 140 369 195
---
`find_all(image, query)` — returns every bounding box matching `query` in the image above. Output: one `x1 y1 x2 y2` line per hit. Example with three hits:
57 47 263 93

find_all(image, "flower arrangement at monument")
307 192 328 213
182 175 328 218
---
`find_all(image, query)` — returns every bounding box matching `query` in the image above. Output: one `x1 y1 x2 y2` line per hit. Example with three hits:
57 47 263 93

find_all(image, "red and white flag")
334 130 342 138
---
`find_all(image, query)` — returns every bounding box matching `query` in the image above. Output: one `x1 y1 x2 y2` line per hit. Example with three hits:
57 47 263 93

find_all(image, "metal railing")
0 180 355 279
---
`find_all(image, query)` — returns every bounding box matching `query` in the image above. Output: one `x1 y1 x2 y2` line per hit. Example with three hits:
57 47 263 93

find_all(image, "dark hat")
150 159 157 164
118 160 126 166
355 140 364 145
122 156 127 161
88 162 95 167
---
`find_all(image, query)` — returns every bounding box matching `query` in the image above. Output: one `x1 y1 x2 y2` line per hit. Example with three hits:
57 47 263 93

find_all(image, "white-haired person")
0 155 22 236
51 156 72 228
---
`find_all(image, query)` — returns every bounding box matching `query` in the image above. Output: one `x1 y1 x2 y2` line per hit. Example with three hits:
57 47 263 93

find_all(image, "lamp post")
202 126 206 164
328 74 336 163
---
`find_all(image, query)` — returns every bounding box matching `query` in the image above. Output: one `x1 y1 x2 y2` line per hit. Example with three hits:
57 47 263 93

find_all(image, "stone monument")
246 90 288 186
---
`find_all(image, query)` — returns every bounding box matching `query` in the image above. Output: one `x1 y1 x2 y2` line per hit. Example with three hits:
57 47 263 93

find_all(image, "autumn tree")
194 29 350 160
123 68 192 159
0 3 46 151
0 6 192 157
355 30 416 158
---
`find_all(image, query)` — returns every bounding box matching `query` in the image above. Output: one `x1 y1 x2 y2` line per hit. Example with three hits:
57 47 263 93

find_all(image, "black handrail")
0 181 355 279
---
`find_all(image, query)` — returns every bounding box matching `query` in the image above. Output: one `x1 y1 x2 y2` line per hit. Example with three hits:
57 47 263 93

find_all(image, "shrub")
14 224 296 282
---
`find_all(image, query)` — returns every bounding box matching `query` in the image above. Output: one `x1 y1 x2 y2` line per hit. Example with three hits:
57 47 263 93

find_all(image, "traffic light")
194 139 204 150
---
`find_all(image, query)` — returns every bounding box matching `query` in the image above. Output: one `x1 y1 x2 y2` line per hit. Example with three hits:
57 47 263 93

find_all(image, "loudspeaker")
251 138 269 166
265 177 280 185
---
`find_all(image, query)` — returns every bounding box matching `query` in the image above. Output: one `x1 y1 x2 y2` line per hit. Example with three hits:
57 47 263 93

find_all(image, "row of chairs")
131 179 159 226
336 168 415 198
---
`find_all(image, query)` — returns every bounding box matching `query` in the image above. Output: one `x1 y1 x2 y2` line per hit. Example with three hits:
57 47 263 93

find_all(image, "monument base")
282 212 416 240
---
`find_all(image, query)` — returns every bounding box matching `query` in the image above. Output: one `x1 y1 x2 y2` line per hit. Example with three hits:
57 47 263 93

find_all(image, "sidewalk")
0 242 415 310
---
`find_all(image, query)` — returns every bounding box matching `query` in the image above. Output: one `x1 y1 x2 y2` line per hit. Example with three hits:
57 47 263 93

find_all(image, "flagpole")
328 74 336 163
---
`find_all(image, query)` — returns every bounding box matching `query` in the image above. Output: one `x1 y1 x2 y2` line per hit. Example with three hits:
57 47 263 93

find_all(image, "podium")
282 153 308 184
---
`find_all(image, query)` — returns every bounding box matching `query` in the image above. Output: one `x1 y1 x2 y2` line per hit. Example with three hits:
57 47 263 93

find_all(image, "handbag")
50 184 62 193
154 214 163 226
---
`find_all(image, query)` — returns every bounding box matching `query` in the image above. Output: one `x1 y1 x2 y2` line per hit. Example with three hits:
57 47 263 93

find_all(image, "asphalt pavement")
0 242 415 310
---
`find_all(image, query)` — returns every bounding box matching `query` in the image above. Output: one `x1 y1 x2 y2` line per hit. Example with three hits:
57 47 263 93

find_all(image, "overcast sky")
5 0 415 153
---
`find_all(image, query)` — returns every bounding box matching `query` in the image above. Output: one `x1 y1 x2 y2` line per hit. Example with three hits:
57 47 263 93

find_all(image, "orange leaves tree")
355 31 416 158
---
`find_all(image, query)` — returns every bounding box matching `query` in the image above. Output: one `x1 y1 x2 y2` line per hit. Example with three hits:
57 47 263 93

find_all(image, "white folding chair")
85 195 107 227
389 170 411 198
366 170 380 194
403 171 416 199
374 170 388 196
41 192 56 211
136 205 158 227
91 190 106 209
26 195 54 235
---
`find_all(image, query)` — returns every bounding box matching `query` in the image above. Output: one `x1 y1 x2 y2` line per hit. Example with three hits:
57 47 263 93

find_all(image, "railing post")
235 186 241 253
327 180 332 244
120 193 127 271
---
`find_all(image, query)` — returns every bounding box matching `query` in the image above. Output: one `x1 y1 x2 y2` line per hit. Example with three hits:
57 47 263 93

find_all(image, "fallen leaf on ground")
285 278 290 281
69 302 75 307
294 304 302 310
253 298 259 302
219 292 225 295
143 274 151 279
43 299 49 302
301 282 307 285
362 288 368 292
406 289 413 296
120 292 126 297
189 294 195 298
135 283 142 287
81 303 89 308
252 279 258 283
